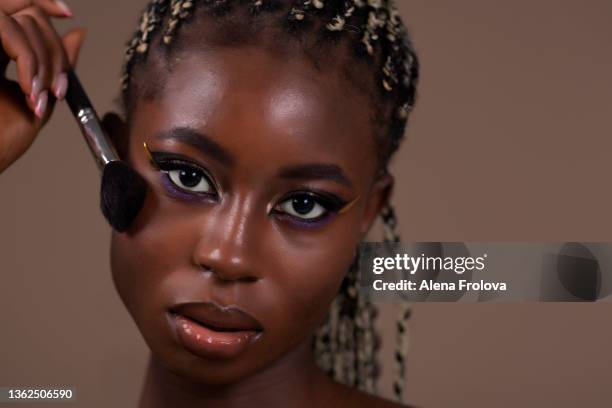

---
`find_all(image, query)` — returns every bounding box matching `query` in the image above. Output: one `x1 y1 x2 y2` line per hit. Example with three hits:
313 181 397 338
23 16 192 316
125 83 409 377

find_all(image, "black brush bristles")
100 161 147 232
65 69 147 232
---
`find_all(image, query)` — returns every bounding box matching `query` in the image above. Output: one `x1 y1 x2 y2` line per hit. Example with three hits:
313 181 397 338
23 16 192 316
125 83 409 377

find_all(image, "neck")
138 337 344 408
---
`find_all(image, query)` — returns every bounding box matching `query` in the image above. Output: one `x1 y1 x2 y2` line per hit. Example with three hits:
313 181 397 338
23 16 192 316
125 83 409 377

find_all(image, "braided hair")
118 0 418 402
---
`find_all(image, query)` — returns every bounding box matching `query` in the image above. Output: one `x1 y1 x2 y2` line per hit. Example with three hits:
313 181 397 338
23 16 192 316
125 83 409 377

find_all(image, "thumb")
62 27 87 68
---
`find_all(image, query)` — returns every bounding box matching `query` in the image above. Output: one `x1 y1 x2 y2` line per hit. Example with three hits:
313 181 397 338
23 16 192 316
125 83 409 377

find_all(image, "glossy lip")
167 302 263 360
170 301 263 331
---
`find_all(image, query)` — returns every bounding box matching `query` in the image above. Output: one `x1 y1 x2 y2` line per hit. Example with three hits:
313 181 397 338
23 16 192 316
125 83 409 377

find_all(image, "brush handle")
65 69 119 171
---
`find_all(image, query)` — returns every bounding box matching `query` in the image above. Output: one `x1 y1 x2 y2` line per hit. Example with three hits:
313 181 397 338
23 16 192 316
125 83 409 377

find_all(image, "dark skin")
0 0 84 173
105 47 403 407
0 3 406 403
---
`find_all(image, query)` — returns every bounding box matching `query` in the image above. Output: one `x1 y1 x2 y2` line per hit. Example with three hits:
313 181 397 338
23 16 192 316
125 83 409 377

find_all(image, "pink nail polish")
35 91 48 119
30 74 41 103
53 73 68 100
55 0 73 17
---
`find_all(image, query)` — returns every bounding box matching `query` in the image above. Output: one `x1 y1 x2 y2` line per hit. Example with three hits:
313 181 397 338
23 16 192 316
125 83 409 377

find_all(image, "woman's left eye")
277 194 329 220
166 166 213 194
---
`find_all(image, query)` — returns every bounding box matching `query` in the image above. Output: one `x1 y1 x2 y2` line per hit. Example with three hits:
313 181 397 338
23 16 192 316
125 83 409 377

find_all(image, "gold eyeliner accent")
338 195 361 215
143 142 160 170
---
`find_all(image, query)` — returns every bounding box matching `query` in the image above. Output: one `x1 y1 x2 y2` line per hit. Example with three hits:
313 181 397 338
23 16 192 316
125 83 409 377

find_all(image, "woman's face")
109 46 392 384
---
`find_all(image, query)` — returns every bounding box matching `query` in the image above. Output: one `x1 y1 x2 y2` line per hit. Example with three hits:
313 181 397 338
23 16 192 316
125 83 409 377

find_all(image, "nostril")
205 266 259 283
197 263 214 274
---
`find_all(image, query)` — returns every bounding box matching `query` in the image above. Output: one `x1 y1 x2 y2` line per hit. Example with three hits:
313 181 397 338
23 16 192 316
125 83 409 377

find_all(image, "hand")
0 0 85 173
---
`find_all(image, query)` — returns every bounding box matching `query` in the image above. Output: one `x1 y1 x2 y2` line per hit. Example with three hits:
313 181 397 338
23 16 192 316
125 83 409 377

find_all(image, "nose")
191 194 262 283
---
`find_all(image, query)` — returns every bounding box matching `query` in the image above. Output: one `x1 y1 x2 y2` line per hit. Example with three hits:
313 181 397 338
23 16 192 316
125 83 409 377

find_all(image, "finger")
0 13 38 98
2 0 73 18
13 13 50 118
35 0 73 17
19 6 69 99
0 0 33 15
61 26 85 68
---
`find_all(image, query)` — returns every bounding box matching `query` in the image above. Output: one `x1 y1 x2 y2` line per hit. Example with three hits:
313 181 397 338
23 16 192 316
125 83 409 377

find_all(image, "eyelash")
148 152 349 227
151 152 218 201
271 190 348 227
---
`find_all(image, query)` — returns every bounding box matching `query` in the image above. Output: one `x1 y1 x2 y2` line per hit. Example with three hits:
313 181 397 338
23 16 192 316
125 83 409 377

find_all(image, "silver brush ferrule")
76 107 119 171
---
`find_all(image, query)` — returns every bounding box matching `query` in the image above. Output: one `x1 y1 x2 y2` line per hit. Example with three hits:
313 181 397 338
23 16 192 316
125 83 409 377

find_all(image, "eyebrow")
154 127 235 166
155 126 353 188
277 164 353 188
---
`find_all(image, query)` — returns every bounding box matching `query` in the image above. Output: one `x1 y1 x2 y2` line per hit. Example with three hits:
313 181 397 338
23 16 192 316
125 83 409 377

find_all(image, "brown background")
1 1 611 407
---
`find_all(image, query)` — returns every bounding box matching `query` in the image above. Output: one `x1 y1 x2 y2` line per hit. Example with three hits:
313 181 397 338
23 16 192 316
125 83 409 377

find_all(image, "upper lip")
169 302 263 332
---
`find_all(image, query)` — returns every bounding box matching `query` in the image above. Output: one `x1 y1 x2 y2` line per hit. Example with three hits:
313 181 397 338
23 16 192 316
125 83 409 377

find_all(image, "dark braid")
118 0 417 402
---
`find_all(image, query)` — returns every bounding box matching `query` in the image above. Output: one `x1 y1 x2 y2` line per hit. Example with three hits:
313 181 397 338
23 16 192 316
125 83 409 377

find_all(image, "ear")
360 171 394 240
101 112 129 161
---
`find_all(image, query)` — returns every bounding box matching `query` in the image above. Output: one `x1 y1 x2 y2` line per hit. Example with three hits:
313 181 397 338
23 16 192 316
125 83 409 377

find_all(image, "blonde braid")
120 0 170 93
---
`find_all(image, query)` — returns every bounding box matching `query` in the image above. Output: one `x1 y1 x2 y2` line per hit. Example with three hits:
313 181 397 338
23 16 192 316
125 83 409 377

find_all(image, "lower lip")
170 313 262 360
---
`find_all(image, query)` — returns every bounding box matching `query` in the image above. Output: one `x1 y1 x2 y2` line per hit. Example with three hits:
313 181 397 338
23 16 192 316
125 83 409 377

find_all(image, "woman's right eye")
167 166 214 194
147 150 219 199
166 166 214 194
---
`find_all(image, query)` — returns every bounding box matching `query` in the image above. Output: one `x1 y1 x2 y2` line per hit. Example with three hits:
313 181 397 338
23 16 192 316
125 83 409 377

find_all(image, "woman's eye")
278 194 327 220
167 166 213 194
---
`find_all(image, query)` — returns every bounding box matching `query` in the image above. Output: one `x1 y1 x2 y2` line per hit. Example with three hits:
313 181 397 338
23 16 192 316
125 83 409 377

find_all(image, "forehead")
132 46 378 180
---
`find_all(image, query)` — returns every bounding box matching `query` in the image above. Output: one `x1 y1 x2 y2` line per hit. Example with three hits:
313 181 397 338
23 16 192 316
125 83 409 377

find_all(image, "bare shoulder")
339 382 417 408
351 391 416 408
320 375 417 408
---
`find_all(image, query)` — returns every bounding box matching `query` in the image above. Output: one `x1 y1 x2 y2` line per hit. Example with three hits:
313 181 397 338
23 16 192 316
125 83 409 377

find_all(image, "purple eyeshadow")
151 153 344 229
161 172 338 228
274 211 338 230
160 173 216 204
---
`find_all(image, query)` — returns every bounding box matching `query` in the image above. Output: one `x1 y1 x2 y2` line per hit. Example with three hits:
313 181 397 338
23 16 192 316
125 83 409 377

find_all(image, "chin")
150 342 278 387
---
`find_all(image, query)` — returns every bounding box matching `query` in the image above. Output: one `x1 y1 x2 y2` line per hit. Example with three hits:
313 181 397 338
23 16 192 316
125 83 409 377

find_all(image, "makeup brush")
64 69 147 232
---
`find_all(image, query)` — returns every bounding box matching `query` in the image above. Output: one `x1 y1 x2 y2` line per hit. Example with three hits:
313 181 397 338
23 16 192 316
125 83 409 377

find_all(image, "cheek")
109 213 204 372
110 230 166 325
109 203 196 331
109 161 196 313
265 235 359 344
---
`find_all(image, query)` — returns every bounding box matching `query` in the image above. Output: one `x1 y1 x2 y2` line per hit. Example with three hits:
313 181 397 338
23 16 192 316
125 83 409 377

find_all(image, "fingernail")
53 72 68 100
30 75 41 103
55 0 73 17
35 91 48 119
